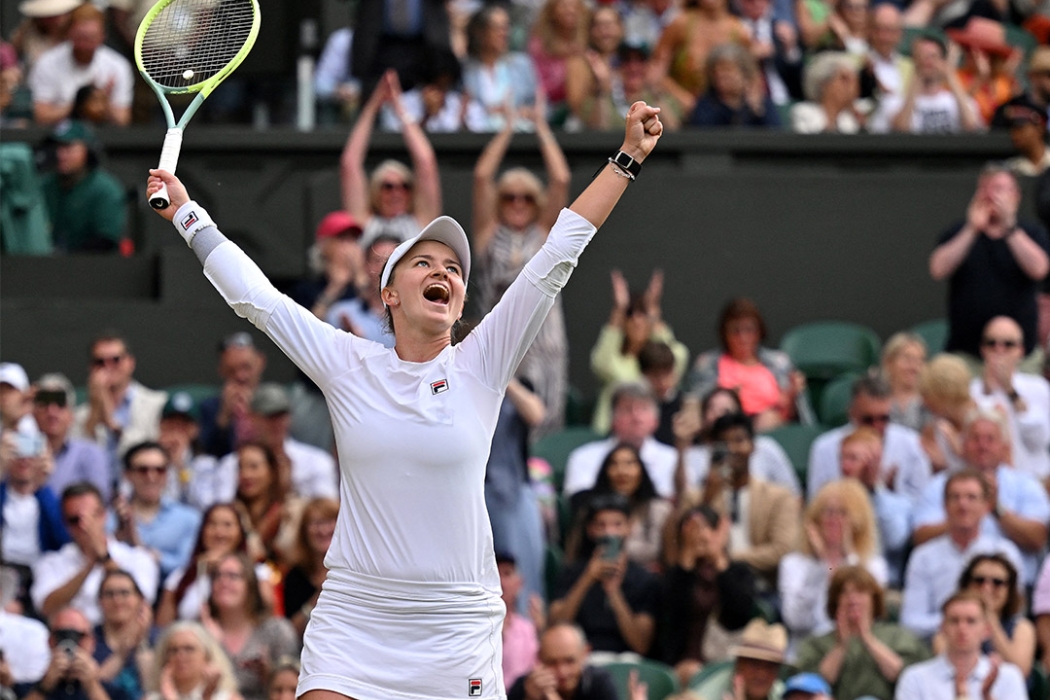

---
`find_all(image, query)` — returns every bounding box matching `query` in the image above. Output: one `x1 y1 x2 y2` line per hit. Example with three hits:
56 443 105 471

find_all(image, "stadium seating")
599 660 679 700
910 318 948 355
765 423 827 495
531 426 603 492
818 372 861 427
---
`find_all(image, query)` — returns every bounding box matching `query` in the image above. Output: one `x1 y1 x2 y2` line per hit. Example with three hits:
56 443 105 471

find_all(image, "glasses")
981 338 1020 350
971 575 1008 588
213 570 245 582
858 413 890 426
380 181 411 192
167 644 202 656
101 588 135 600
499 192 536 205
130 464 167 475
91 354 125 368
35 390 68 408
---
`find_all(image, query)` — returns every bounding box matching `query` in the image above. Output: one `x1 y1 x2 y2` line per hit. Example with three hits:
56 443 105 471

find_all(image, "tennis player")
146 102 662 700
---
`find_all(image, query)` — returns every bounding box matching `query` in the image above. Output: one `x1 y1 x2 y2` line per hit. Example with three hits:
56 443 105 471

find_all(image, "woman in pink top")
528 0 590 122
685 298 809 431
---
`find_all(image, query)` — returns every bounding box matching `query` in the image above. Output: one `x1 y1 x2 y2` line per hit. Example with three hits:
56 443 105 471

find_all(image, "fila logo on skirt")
468 679 482 697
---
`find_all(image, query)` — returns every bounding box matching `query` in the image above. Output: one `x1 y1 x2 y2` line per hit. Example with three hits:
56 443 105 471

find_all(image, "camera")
596 534 623 562
14 432 44 458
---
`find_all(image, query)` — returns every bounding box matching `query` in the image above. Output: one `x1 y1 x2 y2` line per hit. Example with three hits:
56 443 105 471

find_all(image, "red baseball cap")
316 211 363 241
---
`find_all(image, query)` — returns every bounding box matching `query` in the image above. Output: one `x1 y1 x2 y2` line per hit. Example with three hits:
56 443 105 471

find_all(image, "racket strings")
140 0 255 89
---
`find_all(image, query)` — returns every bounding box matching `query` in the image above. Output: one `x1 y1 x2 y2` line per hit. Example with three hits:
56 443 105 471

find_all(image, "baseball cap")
316 211 363 241
783 672 832 697
0 363 30 392
251 383 291 416
380 216 471 301
999 95 1048 128
48 119 97 146
163 391 200 421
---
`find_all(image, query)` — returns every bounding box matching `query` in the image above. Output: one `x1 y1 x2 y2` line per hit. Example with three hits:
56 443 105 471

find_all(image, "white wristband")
172 201 216 247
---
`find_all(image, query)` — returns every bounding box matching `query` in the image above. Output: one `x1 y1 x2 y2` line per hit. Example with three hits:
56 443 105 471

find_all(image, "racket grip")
150 128 184 210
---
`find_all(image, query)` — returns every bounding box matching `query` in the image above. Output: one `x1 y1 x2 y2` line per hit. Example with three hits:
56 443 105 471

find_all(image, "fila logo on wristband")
172 201 216 246
181 211 199 229
468 679 482 697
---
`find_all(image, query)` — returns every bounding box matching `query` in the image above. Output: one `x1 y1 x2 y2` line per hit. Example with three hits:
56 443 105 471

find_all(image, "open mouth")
423 284 450 305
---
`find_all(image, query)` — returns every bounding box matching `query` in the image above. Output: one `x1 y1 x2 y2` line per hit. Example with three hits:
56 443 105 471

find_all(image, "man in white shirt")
28 3 133 126
912 411 1049 585
867 4 912 99
901 470 1024 640
896 591 1027 700
867 34 980 134
969 316 1050 482
30 482 157 625
207 383 339 506
808 374 930 501
562 382 678 498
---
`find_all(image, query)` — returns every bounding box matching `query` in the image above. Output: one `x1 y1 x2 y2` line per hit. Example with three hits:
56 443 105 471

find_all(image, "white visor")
380 217 471 305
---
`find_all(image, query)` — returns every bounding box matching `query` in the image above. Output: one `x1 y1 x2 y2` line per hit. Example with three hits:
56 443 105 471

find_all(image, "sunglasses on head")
981 338 1020 350
971 575 1008 588
91 354 124 368
35 390 67 408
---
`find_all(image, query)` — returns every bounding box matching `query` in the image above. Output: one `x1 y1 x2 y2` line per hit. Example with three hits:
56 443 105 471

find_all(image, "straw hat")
730 619 788 664
18 0 82 18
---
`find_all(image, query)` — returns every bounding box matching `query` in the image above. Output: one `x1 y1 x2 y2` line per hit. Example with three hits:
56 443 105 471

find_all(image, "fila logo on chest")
430 378 449 395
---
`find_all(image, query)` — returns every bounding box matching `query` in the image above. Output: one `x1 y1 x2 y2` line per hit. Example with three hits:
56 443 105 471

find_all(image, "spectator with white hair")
789 52 862 133
145 622 241 700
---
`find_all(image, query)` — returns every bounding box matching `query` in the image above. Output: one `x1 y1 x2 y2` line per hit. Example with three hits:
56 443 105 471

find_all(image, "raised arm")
472 121 516 254
535 106 571 232
388 72 442 225
340 75 390 221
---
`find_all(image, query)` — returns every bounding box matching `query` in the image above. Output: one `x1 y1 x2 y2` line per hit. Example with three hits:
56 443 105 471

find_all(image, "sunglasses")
500 192 536 205
35 390 68 408
91 354 125 368
971 575 1008 588
380 181 411 192
100 588 136 600
981 338 1020 350
858 413 890 426
130 464 167 475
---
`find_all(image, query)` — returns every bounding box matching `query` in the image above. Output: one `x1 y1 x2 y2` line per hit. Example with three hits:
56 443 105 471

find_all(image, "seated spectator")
266 659 298 700
790 52 862 134
689 43 781 127
867 4 912 101
341 69 442 243
471 104 570 436
232 442 304 567
650 0 752 115
25 607 132 700
548 493 660 656
947 18 1019 127
969 316 1050 483
686 298 808 433
879 332 928 432
808 373 931 502
282 497 337 637
901 469 1024 640
932 554 1035 678
675 387 801 496
639 341 684 446
157 392 220 508
795 566 928 700
991 47 1050 133
157 503 272 626
527 0 589 121
567 443 673 570
507 623 619 700
326 234 399 348
688 412 800 588
563 382 679 498
837 428 911 587
74 332 167 482
780 480 888 651
1 361 36 434
661 504 757 686
31 482 158 624
0 571 50 693
734 0 803 106
499 553 540 692
93 569 156 700
28 4 132 126
689 618 789 700
564 8 624 126
622 0 679 49
212 385 338 506
109 442 201 579
461 6 539 131
590 270 688 435
313 27 359 123
867 35 981 133
781 673 833 700
34 373 110 500
912 411 1049 586
918 354 975 473
377 47 487 133
198 333 268 459
145 622 240 700
998 95 1050 177
823 0 871 56
895 592 1027 700
201 554 299 700
39 120 128 254
293 211 363 334
10 0 78 73
70 84 111 125
1035 555 1050 672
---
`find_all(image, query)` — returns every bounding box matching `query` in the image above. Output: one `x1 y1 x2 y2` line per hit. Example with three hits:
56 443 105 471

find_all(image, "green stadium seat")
531 426 602 492
599 660 679 700
544 543 563 601
765 423 827 496
910 318 948 355
780 321 881 380
689 660 734 690
818 372 861 428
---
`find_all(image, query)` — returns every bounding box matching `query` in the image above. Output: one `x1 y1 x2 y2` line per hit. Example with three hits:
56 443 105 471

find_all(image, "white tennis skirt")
297 569 507 700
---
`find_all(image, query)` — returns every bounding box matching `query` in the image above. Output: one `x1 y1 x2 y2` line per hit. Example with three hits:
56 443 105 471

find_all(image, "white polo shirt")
895 654 1026 700
562 436 678 498
969 373 1050 480
29 42 133 110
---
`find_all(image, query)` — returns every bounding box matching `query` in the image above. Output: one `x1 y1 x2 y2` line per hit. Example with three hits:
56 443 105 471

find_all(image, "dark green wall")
1 127 1033 399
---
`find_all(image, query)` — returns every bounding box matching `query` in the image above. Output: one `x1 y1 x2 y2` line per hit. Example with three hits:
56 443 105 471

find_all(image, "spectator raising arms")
472 101 571 436
340 69 442 244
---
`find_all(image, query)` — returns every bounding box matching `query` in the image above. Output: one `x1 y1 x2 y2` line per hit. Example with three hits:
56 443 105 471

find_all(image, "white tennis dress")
189 207 598 700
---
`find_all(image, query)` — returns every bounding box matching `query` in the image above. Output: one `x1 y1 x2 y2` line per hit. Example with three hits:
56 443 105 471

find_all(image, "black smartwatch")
594 151 642 181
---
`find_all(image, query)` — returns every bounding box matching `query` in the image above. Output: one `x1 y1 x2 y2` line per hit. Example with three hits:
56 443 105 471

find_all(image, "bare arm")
393 82 443 225
41 560 96 617
796 0 830 49
987 616 1036 677
548 567 597 624
33 100 73 126
340 76 389 220
911 521 948 546
947 71 981 133
606 586 656 654
536 118 571 232
472 122 515 254
1037 613 1050 670
890 78 920 133
1004 228 1050 280
930 225 980 280
505 378 546 428
860 629 906 682
996 508 1048 552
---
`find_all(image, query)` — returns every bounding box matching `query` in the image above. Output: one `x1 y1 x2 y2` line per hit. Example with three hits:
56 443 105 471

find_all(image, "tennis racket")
135 0 261 209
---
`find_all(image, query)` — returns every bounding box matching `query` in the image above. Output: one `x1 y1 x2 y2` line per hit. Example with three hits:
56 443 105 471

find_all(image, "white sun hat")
380 216 471 296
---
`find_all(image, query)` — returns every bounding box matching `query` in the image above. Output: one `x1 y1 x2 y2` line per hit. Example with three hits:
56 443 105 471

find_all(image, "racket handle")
150 128 184 210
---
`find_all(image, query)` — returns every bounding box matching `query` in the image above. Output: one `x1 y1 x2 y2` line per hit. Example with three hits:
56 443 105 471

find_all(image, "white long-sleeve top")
969 373 1050 480
190 206 596 593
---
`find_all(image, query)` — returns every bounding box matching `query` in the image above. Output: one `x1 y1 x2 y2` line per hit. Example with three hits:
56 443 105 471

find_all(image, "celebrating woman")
146 102 662 700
